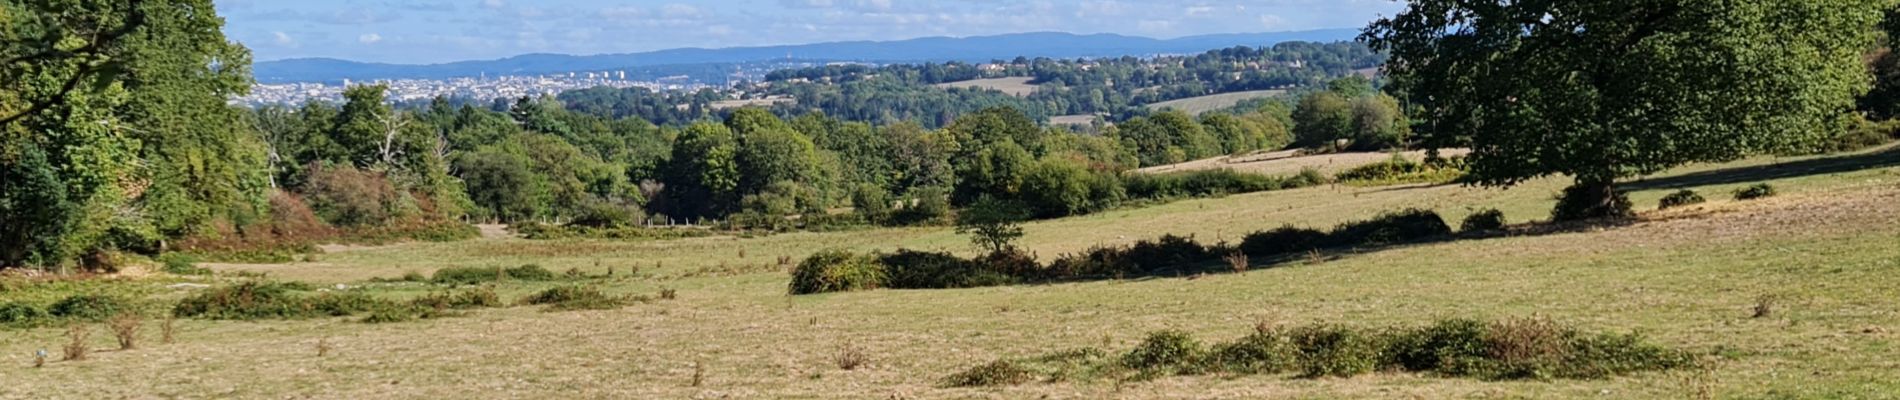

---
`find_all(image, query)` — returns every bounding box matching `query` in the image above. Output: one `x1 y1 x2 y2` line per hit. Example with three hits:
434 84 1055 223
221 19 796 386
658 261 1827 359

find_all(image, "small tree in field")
1365 0 1882 220
955 197 1030 254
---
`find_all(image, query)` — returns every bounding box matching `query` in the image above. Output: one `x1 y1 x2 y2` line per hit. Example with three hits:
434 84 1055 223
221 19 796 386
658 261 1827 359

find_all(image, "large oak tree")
1364 0 1882 219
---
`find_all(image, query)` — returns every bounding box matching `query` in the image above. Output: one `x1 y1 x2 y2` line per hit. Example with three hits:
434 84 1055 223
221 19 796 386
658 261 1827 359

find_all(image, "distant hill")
254 30 1361 84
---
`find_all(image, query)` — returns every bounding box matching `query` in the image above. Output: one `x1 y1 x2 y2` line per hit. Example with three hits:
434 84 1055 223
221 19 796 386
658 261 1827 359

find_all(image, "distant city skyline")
216 0 1405 64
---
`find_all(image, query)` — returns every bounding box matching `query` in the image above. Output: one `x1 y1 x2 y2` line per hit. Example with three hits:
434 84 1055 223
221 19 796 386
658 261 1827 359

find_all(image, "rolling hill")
253 30 1361 83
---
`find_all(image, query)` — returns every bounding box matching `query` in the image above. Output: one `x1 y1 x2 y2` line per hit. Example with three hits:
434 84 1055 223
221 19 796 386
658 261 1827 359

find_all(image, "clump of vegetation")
1658 190 1707 210
1323 208 1451 247
173 282 386 320
1238 226 1327 257
158 253 211 275
431 264 560 285
1551 184 1634 221
63 325 89 361
519 286 639 311
48 294 131 322
1733 184 1777 201
1460 209 1507 233
879 250 1013 289
1334 154 1466 185
947 319 1695 386
788 250 887 295
411 288 504 310
108 313 142 350
0 302 49 326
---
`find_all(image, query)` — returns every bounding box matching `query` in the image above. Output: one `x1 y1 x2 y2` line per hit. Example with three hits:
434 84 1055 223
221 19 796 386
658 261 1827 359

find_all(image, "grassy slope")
1146 90 1287 115
3 147 1898 399
932 77 1040 97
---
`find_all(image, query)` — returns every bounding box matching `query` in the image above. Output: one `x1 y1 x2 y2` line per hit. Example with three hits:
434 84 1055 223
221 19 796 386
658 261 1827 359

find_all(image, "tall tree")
1366 0 1881 219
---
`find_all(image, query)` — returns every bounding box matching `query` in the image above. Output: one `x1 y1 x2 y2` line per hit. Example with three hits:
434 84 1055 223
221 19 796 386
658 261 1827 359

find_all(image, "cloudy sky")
217 0 1405 64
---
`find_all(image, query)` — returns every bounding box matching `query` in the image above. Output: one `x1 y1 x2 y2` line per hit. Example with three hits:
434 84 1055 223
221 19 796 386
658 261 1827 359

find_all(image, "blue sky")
217 0 1405 64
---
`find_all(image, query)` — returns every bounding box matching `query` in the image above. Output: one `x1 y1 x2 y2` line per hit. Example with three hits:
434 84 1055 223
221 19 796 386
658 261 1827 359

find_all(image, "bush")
1325 208 1451 248
519 286 633 311
1121 235 1212 274
1460 209 1507 232
1734 184 1777 200
48 294 130 321
943 360 1037 387
431 264 559 285
1657 190 1706 210
1208 330 1300 374
886 187 952 226
1121 169 1283 200
411 288 503 310
1239 226 1327 257
302 165 404 227
788 250 887 295
567 199 641 229
1047 245 1131 278
0 302 48 325
1289 325 1385 378
1019 159 1124 217
1552 184 1634 221
173 282 388 320
1122 330 1205 375
159 253 211 275
1334 154 1465 185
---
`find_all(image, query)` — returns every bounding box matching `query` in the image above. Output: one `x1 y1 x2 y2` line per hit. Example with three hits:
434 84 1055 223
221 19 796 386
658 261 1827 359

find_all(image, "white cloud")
480 0 504 9
272 31 295 46
599 6 647 19
358 33 383 44
660 4 704 19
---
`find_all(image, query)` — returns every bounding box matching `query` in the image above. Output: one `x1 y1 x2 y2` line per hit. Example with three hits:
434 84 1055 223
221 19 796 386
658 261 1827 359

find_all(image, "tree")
0 0 150 126
1291 91 1353 150
955 197 1030 254
455 149 547 222
1862 6 1900 119
0 144 75 267
1365 0 1880 220
1347 94 1409 150
952 139 1034 205
660 122 740 219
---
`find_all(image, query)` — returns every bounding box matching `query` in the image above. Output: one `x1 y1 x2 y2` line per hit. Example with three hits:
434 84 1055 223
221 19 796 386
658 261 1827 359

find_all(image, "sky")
217 0 1406 65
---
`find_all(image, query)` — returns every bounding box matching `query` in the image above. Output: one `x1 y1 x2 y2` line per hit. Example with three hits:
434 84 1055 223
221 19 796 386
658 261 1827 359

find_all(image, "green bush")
1239 226 1327 257
879 250 1011 289
1208 330 1301 374
1658 190 1707 210
1552 184 1634 221
431 264 559 285
788 250 887 295
1734 184 1777 200
0 302 48 325
411 288 504 310
158 253 211 275
1325 208 1451 247
1047 245 1132 278
886 187 953 227
1334 154 1465 185
48 294 130 321
1120 235 1213 274
1122 330 1205 375
519 286 633 311
1289 325 1385 378
173 282 388 320
1460 209 1507 232
1121 169 1283 200
943 360 1037 387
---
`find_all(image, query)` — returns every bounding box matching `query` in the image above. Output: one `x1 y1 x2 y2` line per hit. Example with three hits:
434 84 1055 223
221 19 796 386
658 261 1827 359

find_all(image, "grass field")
1137 148 1475 177
1146 90 1287 115
3 146 1899 399
933 77 1040 97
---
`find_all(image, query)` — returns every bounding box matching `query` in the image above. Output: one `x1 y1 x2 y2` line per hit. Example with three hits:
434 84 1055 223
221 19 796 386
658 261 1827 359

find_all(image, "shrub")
789 250 887 295
1325 209 1452 248
48 294 130 321
1121 169 1283 200
1019 159 1125 217
1122 330 1205 374
1208 330 1300 374
0 302 47 325
975 249 1041 282
519 286 632 311
158 253 211 275
1289 325 1385 378
431 264 558 285
943 360 1037 387
1239 226 1327 257
411 288 504 310
1121 235 1212 274
1385 319 1492 374
108 313 142 350
360 308 417 324
566 199 642 229
302 165 404 227
1658 190 1706 210
1734 184 1777 200
1552 184 1634 221
1460 209 1507 233
1047 245 1132 278
887 187 952 226
173 282 387 320
955 197 1031 254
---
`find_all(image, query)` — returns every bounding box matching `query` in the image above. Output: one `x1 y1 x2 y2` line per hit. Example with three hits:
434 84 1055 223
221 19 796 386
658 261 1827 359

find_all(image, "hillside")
7 146 1897 399
254 30 1360 83
1145 90 1288 115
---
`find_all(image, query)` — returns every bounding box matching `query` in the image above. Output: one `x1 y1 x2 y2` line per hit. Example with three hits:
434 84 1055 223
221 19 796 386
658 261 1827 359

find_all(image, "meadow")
2 146 1897 399
1146 90 1288 115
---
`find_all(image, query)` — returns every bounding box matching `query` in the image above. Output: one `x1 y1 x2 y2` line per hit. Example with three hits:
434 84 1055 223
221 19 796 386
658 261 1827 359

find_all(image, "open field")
3 146 1899 399
707 96 797 110
1146 90 1287 115
1138 148 1475 177
933 77 1040 97
1049 114 1103 126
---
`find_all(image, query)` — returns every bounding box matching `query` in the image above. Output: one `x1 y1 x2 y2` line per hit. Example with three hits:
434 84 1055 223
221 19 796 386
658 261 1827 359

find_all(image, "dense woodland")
3 0 1897 271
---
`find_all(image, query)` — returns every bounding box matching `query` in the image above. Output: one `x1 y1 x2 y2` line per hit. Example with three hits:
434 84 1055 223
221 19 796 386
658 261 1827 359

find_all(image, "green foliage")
1552 183 1635 222
955 197 1031 254
0 144 75 268
173 282 386 320
1239 226 1328 257
1122 330 1206 375
1367 0 1880 203
1292 91 1354 150
1018 159 1124 218
48 295 130 321
880 250 1016 289
1289 325 1386 377
1208 329 1301 374
1324 208 1452 247
158 253 210 275
788 250 887 295
942 360 1038 388
1116 110 1223 166
1460 209 1508 233
1335 154 1465 185
431 264 559 285
301 165 405 227
519 286 634 311
410 288 504 310
1734 184 1778 200
661 122 741 219
951 139 1036 205
1347 94 1410 150
1658 190 1708 210
0 302 49 325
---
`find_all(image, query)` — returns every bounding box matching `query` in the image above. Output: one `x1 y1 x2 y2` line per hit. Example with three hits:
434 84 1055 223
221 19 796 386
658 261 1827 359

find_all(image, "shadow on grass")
1624 146 1900 191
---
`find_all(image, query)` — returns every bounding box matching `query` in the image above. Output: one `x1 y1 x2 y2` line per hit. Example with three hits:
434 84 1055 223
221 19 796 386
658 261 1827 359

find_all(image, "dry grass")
108 314 141 350
1145 90 1287 115
62 325 89 361
1136 148 1474 177
3 148 1897 398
